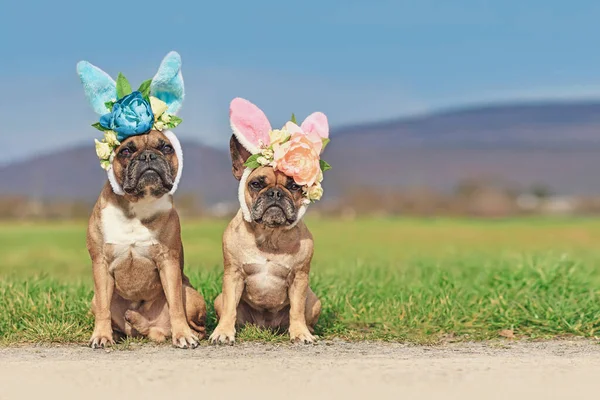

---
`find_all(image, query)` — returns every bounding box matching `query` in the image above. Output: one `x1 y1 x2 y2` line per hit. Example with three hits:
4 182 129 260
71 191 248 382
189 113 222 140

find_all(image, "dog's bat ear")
230 135 252 180
229 97 271 154
76 61 117 115
150 51 185 114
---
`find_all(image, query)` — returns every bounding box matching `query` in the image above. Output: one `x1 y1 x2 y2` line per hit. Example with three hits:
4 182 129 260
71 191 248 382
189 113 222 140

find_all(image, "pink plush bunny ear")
230 98 272 154
301 112 329 138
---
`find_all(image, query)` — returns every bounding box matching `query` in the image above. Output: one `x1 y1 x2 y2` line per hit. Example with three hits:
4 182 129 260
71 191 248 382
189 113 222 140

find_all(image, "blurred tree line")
2 178 600 220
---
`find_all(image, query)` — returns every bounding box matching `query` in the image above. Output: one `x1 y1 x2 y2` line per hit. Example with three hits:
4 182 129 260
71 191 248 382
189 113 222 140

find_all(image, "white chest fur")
101 196 171 246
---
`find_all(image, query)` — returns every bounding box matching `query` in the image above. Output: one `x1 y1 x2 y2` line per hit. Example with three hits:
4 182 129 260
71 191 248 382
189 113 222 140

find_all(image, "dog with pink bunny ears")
210 98 331 344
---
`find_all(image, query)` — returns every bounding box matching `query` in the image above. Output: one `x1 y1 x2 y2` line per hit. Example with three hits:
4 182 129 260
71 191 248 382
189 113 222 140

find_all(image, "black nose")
266 187 283 200
137 151 158 162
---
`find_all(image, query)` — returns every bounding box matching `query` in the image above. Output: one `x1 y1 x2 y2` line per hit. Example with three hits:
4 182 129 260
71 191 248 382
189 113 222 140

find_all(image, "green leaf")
137 79 153 98
100 160 111 171
320 160 331 172
104 100 115 111
167 115 182 129
290 113 297 124
321 138 330 151
91 122 110 131
244 154 261 169
245 161 261 169
116 73 132 99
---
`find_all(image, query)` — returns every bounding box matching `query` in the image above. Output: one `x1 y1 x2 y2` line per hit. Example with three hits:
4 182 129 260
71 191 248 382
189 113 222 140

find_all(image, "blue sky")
2 0 600 163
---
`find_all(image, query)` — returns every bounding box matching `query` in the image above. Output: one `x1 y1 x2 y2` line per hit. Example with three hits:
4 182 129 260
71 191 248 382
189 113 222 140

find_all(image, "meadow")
2 217 600 345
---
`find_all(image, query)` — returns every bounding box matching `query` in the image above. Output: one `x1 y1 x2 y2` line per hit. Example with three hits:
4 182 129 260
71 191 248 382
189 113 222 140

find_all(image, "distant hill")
324 101 600 195
332 101 600 147
2 100 600 203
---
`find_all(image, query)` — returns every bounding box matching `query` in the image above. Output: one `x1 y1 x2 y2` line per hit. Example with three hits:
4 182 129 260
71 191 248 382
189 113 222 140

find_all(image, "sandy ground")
1 340 599 400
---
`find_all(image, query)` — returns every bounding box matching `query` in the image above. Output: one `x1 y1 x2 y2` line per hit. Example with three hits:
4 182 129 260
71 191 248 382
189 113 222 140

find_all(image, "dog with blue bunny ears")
77 52 206 349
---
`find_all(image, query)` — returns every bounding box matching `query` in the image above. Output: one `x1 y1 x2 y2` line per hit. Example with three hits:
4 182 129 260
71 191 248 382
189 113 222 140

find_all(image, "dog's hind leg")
214 294 258 327
124 309 150 335
183 283 207 339
305 287 322 333
109 293 137 338
124 309 168 342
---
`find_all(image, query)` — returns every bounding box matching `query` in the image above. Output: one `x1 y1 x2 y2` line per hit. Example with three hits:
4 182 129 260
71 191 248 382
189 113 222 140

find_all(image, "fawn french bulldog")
210 98 331 344
77 52 206 349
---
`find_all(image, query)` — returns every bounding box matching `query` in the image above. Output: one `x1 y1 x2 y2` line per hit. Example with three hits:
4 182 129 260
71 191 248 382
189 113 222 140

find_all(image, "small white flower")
317 169 324 183
269 129 290 146
95 139 112 160
150 96 168 120
261 148 274 159
154 121 165 131
257 156 270 166
307 183 324 201
160 113 171 123
103 131 120 147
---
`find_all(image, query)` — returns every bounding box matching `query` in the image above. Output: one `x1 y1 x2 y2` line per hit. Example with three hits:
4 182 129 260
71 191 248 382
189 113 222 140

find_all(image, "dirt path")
1 340 599 400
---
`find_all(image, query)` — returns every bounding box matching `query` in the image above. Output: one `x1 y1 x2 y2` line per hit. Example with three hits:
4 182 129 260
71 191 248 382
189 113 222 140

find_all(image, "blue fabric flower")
99 91 154 141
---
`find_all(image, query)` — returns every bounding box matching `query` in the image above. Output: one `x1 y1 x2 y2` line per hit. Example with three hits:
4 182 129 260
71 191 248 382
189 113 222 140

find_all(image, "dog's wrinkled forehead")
248 167 274 181
118 130 172 152
247 167 292 187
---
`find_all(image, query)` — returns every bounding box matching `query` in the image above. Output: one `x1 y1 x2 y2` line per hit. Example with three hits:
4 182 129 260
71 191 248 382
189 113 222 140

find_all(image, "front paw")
172 325 199 349
209 324 236 345
89 328 115 349
289 325 316 344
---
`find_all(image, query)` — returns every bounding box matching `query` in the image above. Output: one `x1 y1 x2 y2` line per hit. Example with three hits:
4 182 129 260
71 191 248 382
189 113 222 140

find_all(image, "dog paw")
209 325 236 345
89 330 115 349
289 326 316 344
172 326 200 349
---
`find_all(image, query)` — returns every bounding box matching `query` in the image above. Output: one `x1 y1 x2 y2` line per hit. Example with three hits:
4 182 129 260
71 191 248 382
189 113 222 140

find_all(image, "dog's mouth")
123 163 174 195
140 168 160 178
254 204 296 227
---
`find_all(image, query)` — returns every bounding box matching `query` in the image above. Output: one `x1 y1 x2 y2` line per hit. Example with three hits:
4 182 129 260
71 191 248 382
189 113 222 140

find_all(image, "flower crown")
77 51 185 171
92 77 183 170
230 98 331 203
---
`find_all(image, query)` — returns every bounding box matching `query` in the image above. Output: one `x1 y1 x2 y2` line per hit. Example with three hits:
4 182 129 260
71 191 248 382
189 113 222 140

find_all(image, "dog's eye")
289 183 302 191
250 181 262 190
119 148 132 157
161 144 174 154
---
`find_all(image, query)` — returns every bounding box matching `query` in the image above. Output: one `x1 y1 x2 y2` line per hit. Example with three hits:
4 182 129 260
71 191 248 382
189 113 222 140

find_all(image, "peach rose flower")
284 122 323 154
274 133 321 186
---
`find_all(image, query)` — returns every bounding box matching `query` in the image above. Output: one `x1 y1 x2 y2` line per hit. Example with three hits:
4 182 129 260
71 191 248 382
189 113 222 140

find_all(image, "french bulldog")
87 130 206 348
78 51 206 349
209 135 322 344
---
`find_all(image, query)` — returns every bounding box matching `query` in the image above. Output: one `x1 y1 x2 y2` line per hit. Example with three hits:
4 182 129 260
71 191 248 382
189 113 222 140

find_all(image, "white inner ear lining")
106 130 183 196
237 167 308 228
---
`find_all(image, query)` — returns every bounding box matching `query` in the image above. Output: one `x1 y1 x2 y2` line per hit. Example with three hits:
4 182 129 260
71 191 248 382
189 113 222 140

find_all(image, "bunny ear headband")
230 97 331 224
76 51 185 196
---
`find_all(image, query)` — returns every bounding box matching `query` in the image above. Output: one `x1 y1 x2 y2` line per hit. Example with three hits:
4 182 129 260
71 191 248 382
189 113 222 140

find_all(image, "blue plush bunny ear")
150 51 185 114
76 61 117 115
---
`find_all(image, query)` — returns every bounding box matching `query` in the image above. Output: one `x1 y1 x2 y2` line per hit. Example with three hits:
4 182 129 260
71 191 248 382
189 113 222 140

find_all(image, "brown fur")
87 131 206 349
210 136 321 344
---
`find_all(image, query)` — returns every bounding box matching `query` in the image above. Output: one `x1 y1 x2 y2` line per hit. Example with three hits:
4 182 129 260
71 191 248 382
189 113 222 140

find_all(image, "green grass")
2 217 600 345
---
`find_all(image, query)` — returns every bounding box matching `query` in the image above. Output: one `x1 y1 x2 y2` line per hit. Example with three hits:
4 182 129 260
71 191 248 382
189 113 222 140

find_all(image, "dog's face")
245 167 305 227
112 130 179 199
230 136 305 228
